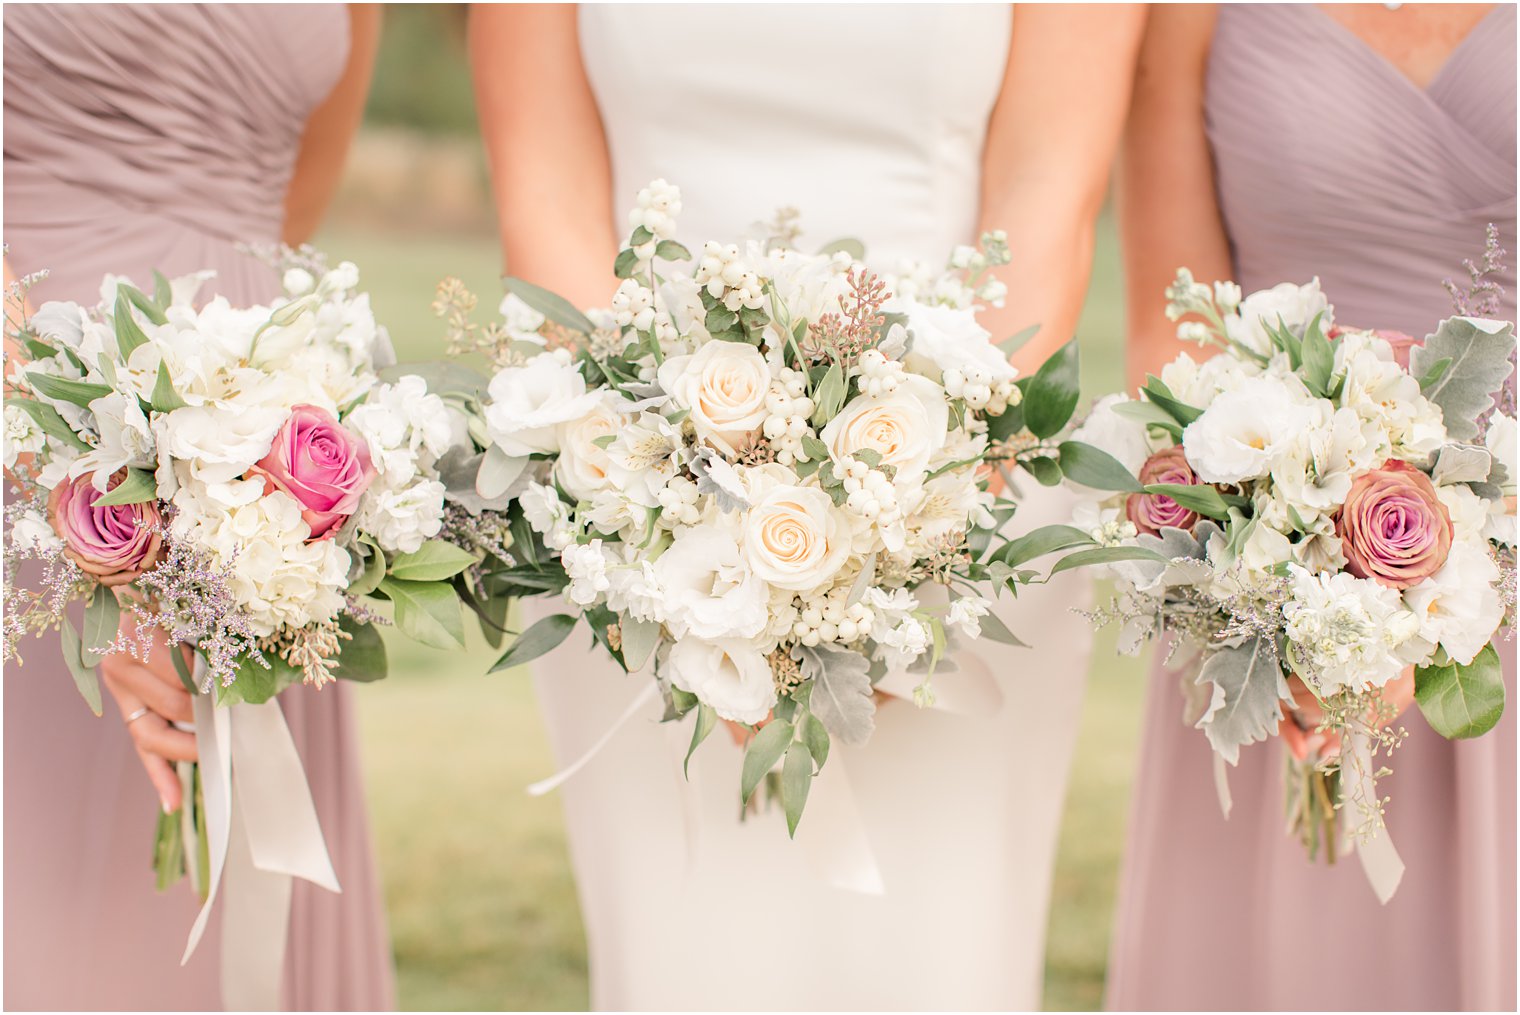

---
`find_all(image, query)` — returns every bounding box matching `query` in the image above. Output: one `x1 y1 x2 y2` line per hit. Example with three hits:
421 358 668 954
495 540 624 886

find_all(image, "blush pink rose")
1329 326 1421 369
248 405 375 540
47 470 162 587
1125 446 1201 536
1335 459 1451 589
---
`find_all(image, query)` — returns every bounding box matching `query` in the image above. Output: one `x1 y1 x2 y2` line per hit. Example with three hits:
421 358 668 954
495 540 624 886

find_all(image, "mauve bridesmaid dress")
1107 6 1516 1011
3 7 395 1010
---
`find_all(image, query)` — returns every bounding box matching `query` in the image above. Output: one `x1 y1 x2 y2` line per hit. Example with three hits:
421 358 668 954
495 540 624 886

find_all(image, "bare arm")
979 3 1146 376
1119 4 1232 389
282 4 381 246
469 3 617 309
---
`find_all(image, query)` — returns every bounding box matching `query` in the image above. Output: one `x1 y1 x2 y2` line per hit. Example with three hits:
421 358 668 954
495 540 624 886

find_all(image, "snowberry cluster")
655 475 702 527
694 242 765 312
942 361 1020 413
840 456 901 526
790 587 877 647
762 368 817 465
611 279 678 344
857 348 904 398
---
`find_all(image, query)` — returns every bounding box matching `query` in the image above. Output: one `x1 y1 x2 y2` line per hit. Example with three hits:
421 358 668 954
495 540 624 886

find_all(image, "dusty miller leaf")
1410 317 1515 441
1192 637 1291 765
795 644 875 747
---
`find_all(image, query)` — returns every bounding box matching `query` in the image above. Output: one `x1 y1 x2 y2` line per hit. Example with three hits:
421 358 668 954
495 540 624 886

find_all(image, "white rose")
1181 376 1316 484
820 374 949 481
483 351 602 456
554 395 627 501
657 340 771 455
893 297 1017 384
664 636 777 724
1403 541 1504 665
1224 279 1332 357
742 481 852 592
653 524 769 640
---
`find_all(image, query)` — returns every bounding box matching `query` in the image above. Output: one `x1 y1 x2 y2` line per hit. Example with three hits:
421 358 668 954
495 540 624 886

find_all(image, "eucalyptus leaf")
348 538 387 597
1048 545 1170 576
1057 440 1145 492
976 607 1028 647
801 711 831 770
996 523 1094 568
1021 339 1081 439
685 704 716 778
1410 317 1516 441
92 468 157 507
810 364 846 426
1143 482 1232 519
1023 455 1063 486
619 615 661 673
502 276 596 334
1416 643 1504 739
388 540 478 581
797 644 875 747
1109 398 1184 438
488 612 576 673
782 741 813 837
59 620 103 716
379 577 466 651
1193 637 1290 765
477 444 530 501
81 585 121 662
741 719 794 804
998 323 1040 356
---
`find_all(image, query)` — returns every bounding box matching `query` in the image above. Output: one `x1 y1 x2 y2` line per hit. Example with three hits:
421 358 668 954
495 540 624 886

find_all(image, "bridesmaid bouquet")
2 260 476 891
1064 268 1515 889
428 180 1104 833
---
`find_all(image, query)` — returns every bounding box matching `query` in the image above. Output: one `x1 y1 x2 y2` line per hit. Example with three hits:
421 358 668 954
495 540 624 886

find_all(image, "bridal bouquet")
431 180 1102 833
1063 266 1515 888
2 259 477 894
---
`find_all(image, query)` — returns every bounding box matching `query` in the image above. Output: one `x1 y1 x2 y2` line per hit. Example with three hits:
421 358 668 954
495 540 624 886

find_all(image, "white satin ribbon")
527 682 661 797
183 663 341 1010
1212 753 1234 819
1342 729 1405 904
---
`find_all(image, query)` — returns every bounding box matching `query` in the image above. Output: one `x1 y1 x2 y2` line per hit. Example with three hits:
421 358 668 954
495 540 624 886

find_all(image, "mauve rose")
1336 459 1452 589
1329 326 1421 369
47 470 162 586
248 404 376 540
1125 446 1201 536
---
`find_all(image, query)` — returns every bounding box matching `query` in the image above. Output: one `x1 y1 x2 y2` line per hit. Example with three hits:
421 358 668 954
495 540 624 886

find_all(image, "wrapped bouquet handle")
183 660 340 1011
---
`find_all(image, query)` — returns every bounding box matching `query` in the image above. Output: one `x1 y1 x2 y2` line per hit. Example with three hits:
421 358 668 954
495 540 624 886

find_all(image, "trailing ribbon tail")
1344 729 1405 904
528 681 661 797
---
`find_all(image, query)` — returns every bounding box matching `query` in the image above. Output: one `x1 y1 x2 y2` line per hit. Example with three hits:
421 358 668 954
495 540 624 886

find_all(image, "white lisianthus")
1159 350 1257 409
483 350 602 456
657 340 771 455
742 481 853 593
1223 279 1331 357
1182 376 1316 484
4 405 46 468
1402 541 1504 665
1283 567 1422 692
498 293 547 345
355 477 446 555
664 636 776 724
945 595 992 639
821 374 949 482
893 296 1017 384
654 524 770 640
153 403 284 485
562 539 613 607
1485 412 1517 495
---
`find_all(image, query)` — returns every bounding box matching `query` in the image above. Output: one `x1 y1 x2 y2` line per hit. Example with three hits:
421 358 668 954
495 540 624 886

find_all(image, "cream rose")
657 341 770 454
819 374 948 481
743 482 851 592
554 397 626 501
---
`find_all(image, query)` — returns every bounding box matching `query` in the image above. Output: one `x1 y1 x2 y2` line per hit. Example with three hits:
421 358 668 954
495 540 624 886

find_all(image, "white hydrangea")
1282 566 1423 693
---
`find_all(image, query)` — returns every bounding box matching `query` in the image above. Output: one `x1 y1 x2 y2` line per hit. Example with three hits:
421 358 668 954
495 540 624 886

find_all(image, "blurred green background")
319 7 1150 1011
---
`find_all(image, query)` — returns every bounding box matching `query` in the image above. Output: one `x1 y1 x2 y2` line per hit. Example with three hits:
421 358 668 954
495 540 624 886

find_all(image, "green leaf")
222 652 297 706
613 248 639 280
6 396 89 450
801 434 830 462
685 704 716 778
379 577 466 651
1410 318 1517 442
153 807 186 888
1142 482 1232 519
741 719 794 804
152 270 173 309
1047 544 1170 576
655 240 691 262
25 371 112 408
113 288 152 358
151 361 186 412
998 323 1040 356
93 468 157 507
996 523 1095 568
1416 643 1504 739
59 619 102 715
502 276 596 334
1020 339 1081 438
628 225 654 246
1057 440 1145 492
377 361 488 399
1022 455 1063 486
81 585 121 664
332 614 388 683
1109 398 1184 438
976 607 1028 647
801 711 831 770
347 538 387 597
782 741 814 837
810 364 846 426
1140 376 1204 426
387 540 478 582
1300 312 1334 397
121 283 168 326
488 612 576 673
620 615 661 673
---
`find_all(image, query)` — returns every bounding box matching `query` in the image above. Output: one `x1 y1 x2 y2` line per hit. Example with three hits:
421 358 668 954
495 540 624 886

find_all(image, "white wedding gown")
528 6 1093 1009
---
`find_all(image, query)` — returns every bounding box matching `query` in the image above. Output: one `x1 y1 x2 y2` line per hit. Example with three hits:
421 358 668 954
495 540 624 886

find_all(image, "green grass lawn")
319 219 1150 1011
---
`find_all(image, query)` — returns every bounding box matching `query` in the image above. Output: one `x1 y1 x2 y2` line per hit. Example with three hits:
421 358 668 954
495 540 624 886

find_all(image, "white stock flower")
356 477 446 555
945 595 992 640
664 636 776 724
484 351 602 457
1159 351 1254 408
1223 279 1331 357
605 559 664 623
1283 567 1422 692
1182 376 1316 484
657 340 771 455
1403 541 1504 665
879 617 931 669
4 405 46 469
498 293 547 344
653 524 769 640
562 539 613 607
519 482 574 550
346 376 453 485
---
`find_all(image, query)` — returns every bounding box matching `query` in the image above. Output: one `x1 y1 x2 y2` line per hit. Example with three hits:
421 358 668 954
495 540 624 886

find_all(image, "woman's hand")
99 615 197 813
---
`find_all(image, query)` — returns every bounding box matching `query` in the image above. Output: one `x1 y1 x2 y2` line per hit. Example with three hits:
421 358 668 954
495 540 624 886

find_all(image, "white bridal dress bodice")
529 6 1093 1010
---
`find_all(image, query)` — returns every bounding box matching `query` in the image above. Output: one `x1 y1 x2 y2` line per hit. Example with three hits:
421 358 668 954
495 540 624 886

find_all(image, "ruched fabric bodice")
4 3 347 304
580 4 1011 267
1206 4 1517 331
